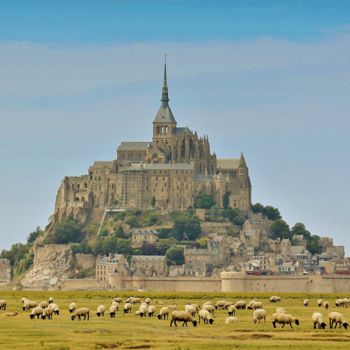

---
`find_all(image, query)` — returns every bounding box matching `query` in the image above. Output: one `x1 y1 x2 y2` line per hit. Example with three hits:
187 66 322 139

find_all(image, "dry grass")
1 291 350 349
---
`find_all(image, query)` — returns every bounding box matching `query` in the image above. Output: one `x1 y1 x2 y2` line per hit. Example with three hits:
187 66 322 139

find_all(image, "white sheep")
168 303 177 311
329 312 349 329
123 302 132 314
170 311 197 327
113 297 122 303
203 304 215 317
251 301 263 310
145 297 152 305
235 300 246 310
30 306 44 319
224 301 234 310
96 305 106 317
157 307 169 320
3 311 18 317
228 305 236 317
23 300 38 312
303 299 309 307
0 300 7 310
253 309 267 324
269 296 281 303
69 302 77 314
312 312 326 329
109 305 117 318
48 303 60 315
39 301 49 309
215 300 226 310
148 305 156 317
42 307 53 320
137 304 148 317
111 301 119 310
317 298 323 307
323 301 329 309
185 304 197 317
71 307 90 321
48 297 54 304
272 313 300 329
198 309 214 324
225 316 238 324
247 300 256 309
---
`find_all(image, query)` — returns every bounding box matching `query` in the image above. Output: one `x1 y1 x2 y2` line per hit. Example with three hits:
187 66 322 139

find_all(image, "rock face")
21 244 74 289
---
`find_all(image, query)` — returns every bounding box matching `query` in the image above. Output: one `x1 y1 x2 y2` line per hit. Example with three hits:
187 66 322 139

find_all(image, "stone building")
0 259 11 284
52 61 251 223
130 255 167 277
95 254 129 283
131 229 159 248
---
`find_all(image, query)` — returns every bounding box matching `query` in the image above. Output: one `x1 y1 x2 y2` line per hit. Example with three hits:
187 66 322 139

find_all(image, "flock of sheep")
0 295 349 330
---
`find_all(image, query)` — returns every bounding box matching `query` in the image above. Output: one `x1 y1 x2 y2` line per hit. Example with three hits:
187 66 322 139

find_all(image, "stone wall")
59 278 106 290
75 254 96 270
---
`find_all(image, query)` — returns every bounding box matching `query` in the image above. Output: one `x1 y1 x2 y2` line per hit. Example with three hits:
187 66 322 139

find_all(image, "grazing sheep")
303 299 309 307
170 311 197 327
0 300 7 310
335 298 349 308
23 301 38 312
312 312 326 329
48 297 54 304
329 312 349 329
202 301 214 308
168 303 177 311
109 305 117 318
137 304 148 317
317 299 323 307
235 300 246 310
48 303 60 315
3 311 18 317
39 301 49 309
253 309 267 324
276 307 286 314
185 304 197 317
272 313 300 329
42 307 53 320
69 303 77 314
228 305 236 317
111 301 119 310
251 301 263 310
113 297 122 303
157 307 169 320
96 305 106 317
270 296 281 303
148 305 156 317
225 316 238 324
203 304 215 317
71 307 90 321
198 309 214 324
215 300 226 310
123 302 132 314
145 297 152 305
323 301 329 309
128 297 141 305
30 306 44 319
21 297 29 304
247 300 256 310
224 302 234 310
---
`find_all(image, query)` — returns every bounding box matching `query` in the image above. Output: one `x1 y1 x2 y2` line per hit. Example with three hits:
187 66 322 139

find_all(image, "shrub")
166 246 184 266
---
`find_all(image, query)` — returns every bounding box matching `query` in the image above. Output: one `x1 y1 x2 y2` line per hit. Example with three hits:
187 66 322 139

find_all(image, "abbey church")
54 63 252 223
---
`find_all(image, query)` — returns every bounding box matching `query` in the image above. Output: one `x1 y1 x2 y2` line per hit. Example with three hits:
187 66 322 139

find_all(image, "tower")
152 57 177 150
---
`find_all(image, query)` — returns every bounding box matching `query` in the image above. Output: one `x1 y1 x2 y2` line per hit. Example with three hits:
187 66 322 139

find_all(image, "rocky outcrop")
21 244 74 289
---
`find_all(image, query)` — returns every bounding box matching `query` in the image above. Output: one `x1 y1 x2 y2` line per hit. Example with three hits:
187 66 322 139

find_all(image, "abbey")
54 63 252 223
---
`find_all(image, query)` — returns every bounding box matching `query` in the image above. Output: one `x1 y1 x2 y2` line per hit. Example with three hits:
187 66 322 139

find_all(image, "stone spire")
161 55 169 106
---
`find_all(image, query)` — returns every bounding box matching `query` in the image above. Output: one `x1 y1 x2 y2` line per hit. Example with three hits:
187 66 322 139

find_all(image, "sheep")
203 304 215 317
253 308 267 324
111 301 119 310
48 303 60 315
335 298 349 308
109 305 118 318
323 301 329 309
129 297 141 305
23 301 38 312
30 306 44 319
137 304 148 317
251 301 263 310
48 297 54 304
3 311 18 317
39 301 49 309
185 304 197 317
123 302 132 314
225 316 238 324
113 297 122 303
148 305 156 317
198 309 214 324
0 300 7 310
215 300 226 310
96 305 106 317
270 296 281 303
272 313 300 329
317 299 323 307
312 312 326 329
71 307 90 321
69 302 77 314
228 305 236 317
247 300 256 310
235 300 246 310
276 307 286 314
329 312 349 329
303 299 309 307
145 297 152 305
42 307 53 320
168 303 177 311
223 301 234 310
202 301 214 308
21 297 29 304
170 311 197 327
157 307 169 320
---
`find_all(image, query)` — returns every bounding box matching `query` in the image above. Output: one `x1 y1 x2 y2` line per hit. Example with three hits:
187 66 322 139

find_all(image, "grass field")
1 291 350 350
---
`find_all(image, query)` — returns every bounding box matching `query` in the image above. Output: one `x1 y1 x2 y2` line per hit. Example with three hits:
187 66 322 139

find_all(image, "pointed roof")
153 57 177 124
239 152 247 168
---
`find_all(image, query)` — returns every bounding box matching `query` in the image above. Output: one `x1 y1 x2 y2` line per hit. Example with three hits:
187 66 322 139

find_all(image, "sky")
1 0 350 253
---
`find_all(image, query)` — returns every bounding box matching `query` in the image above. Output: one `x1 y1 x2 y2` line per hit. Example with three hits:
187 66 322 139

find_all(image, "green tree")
151 196 156 208
158 228 172 239
172 216 201 241
195 193 216 209
26 227 43 245
233 215 245 226
270 219 291 239
223 208 241 223
140 242 158 255
208 206 221 222
166 246 184 266
45 217 83 244
291 223 311 239
262 206 281 221
307 235 322 255
251 202 264 213
222 192 231 209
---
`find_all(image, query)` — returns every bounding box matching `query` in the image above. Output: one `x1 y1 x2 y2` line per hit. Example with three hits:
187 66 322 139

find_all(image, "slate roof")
153 104 177 124
217 158 240 170
117 142 151 151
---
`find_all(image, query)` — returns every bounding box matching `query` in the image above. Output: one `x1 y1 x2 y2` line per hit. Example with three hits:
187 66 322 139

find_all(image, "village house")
130 255 167 277
131 229 159 248
95 254 129 283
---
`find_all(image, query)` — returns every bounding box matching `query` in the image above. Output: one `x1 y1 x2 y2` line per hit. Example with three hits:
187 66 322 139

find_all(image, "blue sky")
1 1 350 253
